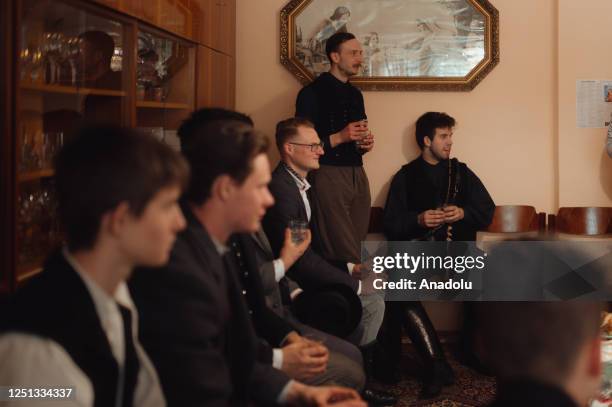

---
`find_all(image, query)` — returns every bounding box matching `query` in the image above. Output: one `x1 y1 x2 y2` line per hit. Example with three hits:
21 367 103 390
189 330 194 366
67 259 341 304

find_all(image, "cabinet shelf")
136 101 191 109
20 82 127 97
18 169 55 182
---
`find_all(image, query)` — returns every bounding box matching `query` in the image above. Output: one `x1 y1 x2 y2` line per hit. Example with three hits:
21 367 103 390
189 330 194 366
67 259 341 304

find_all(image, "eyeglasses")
288 141 325 152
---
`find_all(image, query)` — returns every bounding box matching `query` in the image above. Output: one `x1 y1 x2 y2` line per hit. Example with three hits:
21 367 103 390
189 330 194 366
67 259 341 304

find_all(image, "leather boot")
402 302 454 398
360 341 397 406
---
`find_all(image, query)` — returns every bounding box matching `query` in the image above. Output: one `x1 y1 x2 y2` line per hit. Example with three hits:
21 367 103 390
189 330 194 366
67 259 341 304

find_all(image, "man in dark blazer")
231 232 366 390
263 118 395 406
262 118 384 348
129 113 365 407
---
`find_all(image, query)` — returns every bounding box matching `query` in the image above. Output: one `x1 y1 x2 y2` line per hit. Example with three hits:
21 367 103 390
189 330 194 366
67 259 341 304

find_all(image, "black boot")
402 302 454 399
373 302 403 384
360 341 397 406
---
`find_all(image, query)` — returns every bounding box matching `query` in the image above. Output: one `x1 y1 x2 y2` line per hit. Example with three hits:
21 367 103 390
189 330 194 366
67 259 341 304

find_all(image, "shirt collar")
62 247 135 315
210 236 229 255
283 162 311 192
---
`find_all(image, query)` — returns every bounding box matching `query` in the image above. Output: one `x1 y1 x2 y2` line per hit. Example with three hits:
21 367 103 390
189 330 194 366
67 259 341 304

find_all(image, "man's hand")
281 341 329 381
330 121 369 147
443 205 464 224
358 132 374 153
417 209 446 228
284 382 366 406
280 228 311 270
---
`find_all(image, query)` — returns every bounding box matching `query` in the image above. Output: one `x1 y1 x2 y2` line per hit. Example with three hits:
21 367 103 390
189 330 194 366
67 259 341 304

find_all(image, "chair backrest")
553 207 612 235
485 205 545 233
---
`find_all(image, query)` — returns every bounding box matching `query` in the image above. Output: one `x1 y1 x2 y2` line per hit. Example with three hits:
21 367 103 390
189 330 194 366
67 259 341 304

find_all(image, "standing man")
0 125 188 407
296 32 374 266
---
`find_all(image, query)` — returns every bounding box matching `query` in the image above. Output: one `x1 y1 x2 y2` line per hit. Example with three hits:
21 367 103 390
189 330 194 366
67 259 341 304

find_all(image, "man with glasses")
263 117 395 406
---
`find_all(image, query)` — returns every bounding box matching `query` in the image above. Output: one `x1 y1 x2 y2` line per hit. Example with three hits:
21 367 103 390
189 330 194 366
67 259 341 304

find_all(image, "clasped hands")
283 332 365 406
417 205 464 228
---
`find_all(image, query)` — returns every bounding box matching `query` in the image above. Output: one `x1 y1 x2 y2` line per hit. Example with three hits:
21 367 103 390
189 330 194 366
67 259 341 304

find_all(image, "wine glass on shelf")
66 37 82 86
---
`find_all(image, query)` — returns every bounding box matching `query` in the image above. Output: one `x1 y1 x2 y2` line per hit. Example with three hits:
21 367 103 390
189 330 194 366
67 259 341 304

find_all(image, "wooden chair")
485 205 546 234
548 207 612 236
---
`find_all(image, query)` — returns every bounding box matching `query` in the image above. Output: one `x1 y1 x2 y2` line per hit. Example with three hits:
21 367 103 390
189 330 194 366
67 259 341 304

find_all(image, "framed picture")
280 0 500 91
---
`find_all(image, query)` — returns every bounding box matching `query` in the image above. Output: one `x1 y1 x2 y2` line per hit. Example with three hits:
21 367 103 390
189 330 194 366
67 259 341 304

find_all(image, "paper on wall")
577 80 612 128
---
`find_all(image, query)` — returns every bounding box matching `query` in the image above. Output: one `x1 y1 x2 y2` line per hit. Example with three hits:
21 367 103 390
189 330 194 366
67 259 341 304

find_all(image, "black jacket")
129 202 289 407
228 233 298 355
489 379 578 407
383 156 495 241
263 164 359 292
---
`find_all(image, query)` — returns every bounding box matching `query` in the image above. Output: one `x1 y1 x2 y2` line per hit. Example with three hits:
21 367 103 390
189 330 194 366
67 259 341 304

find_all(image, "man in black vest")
381 111 495 397
129 115 365 407
0 125 189 407
296 32 374 267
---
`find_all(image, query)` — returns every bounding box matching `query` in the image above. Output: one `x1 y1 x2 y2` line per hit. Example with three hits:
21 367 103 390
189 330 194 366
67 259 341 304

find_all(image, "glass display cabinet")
135 28 195 150
3 0 197 291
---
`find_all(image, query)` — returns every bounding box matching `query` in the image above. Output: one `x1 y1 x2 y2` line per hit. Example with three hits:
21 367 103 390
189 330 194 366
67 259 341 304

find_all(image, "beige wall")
236 0 612 213
236 0 611 331
558 0 612 206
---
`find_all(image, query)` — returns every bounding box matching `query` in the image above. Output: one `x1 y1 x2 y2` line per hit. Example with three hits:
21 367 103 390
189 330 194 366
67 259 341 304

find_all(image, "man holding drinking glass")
295 31 374 268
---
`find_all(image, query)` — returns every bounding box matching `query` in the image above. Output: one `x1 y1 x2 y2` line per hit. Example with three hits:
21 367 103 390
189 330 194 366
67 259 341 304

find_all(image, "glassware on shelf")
20 131 64 173
66 37 83 86
17 180 61 267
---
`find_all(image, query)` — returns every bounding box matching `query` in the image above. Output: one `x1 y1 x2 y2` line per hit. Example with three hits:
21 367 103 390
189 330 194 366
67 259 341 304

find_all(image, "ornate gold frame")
280 0 500 91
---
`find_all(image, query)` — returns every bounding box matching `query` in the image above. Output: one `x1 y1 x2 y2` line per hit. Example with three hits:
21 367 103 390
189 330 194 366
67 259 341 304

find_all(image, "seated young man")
381 112 495 397
129 115 365 407
0 125 189 406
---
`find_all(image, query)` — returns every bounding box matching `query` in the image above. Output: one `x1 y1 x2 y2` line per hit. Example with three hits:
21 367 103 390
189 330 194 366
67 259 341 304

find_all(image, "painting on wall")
280 0 500 91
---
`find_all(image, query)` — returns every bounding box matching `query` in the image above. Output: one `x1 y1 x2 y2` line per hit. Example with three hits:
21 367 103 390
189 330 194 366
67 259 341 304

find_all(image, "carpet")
370 343 497 407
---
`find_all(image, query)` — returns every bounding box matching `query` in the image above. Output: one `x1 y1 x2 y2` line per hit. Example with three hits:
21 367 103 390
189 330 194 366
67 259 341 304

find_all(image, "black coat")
228 233 298 355
383 156 495 241
262 164 359 292
489 379 578 407
129 202 289 407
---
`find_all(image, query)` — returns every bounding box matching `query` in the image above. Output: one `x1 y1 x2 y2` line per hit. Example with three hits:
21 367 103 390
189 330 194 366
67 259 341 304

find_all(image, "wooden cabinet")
197 45 234 109
194 0 235 56
1 0 234 292
1 0 199 290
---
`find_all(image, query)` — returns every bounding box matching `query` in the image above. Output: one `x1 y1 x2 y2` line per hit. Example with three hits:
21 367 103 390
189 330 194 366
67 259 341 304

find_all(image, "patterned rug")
370 342 497 407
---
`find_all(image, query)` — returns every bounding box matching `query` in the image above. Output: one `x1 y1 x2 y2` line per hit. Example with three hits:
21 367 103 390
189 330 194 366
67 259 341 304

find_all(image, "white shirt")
284 166 360 294
0 251 166 407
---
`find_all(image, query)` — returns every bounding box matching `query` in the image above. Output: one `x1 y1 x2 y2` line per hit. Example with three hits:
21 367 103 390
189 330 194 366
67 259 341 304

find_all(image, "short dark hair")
177 108 254 152
275 117 315 154
79 31 115 64
55 125 189 252
179 116 268 205
477 301 602 383
326 32 356 62
415 112 456 149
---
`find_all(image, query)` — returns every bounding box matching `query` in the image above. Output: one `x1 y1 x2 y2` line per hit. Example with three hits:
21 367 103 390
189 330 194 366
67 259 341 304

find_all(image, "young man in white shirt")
0 125 189 407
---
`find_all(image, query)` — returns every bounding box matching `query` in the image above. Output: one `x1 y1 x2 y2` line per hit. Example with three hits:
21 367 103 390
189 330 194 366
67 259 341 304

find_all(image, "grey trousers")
348 292 385 347
287 314 366 390
309 165 371 264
